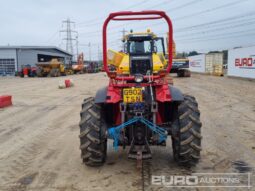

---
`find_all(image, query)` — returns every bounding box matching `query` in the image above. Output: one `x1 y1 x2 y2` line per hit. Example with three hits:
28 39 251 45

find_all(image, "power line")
77 0 252 36
174 11 255 32
178 42 255 52
174 0 250 21
142 0 176 10
45 31 59 44
165 0 204 12
79 16 255 48
135 0 251 30
77 0 203 33
78 0 178 29
175 19 255 38
177 28 255 41
77 0 149 26
77 0 253 52
79 29 126 38
122 0 148 10
79 0 245 37
177 31 255 43
79 38 119 46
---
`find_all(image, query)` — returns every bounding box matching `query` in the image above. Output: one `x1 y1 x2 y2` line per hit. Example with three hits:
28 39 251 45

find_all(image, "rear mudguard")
94 86 108 104
94 85 184 103
169 85 184 101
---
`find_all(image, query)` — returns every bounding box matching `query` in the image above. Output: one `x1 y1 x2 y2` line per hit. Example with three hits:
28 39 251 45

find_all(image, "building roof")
0 46 72 56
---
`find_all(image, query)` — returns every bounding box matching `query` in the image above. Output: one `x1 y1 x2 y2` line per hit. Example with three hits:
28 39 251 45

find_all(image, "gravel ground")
0 73 254 191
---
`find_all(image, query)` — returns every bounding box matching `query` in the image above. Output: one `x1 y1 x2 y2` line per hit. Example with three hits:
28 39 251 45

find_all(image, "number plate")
123 88 143 103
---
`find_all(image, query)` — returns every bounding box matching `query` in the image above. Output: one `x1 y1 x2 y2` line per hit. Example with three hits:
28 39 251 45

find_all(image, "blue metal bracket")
108 117 167 151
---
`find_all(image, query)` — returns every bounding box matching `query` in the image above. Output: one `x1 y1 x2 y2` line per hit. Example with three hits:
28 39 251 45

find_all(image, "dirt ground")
0 73 254 191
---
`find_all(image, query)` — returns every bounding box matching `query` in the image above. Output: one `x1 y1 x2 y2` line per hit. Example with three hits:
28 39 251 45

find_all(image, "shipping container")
188 54 206 73
228 46 255 79
205 53 224 76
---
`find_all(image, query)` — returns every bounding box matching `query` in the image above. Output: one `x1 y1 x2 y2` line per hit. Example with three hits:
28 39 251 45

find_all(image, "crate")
213 64 224 76
206 53 224 76
0 95 12 108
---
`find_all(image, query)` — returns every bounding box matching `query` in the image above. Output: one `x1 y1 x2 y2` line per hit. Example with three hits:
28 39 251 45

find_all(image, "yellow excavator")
107 29 167 76
36 59 66 77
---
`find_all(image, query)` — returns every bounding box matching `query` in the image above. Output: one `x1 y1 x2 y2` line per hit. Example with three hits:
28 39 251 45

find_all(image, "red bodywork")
102 11 173 125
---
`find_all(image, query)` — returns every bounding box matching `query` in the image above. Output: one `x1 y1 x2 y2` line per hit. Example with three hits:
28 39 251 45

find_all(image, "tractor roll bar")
112 16 163 21
103 11 173 78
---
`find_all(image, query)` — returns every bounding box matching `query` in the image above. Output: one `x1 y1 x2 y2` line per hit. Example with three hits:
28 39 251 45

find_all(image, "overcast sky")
1 0 255 59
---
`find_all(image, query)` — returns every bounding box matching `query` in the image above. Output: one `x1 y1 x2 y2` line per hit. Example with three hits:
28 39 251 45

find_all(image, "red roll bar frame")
103 11 173 79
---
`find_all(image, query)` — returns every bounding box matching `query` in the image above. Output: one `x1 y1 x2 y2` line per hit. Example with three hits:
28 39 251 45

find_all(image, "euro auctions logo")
235 56 255 69
190 60 202 68
151 173 252 188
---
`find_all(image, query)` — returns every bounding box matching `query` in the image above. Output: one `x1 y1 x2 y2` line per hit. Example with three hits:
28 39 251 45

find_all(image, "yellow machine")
36 59 66 77
65 65 74 75
107 30 167 75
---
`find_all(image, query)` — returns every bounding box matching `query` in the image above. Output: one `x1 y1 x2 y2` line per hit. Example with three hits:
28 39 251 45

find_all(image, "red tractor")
79 11 202 167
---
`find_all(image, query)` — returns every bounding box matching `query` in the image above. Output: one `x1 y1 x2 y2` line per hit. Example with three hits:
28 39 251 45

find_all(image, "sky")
0 0 255 60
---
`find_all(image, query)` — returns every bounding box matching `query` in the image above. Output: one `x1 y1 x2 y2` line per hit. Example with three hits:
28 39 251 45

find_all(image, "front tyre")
172 95 202 166
79 97 107 166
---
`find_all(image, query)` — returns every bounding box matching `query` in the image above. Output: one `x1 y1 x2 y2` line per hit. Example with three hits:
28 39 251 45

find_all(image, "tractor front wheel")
172 95 202 166
79 97 107 166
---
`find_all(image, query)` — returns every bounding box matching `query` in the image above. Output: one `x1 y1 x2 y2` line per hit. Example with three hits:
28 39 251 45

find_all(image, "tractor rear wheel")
79 97 107 166
172 95 202 166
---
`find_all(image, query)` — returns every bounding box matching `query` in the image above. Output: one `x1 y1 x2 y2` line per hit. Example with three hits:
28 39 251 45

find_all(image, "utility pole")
120 28 128 51
97 45 100 62
76 35 79 61
60 18 78 61
88 42 91 62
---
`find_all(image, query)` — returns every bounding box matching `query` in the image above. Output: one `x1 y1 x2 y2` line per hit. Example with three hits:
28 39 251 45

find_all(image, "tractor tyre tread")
79 97 107 167
172 94 202 166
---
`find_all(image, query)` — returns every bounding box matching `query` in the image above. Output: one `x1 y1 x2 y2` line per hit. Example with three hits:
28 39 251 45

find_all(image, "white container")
228 46 255 79
58 80 66 89
205 53 223 74
188 54 206 73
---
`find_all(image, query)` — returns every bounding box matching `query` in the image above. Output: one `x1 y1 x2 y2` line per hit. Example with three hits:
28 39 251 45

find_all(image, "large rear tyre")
79 97 107 166
172 95 202 166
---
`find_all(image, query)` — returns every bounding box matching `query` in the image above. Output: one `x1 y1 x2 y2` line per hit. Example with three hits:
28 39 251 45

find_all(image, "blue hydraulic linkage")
108 117 167 151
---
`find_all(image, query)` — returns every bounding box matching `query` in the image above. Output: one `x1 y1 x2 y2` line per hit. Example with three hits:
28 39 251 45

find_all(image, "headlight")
134 74 143 83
